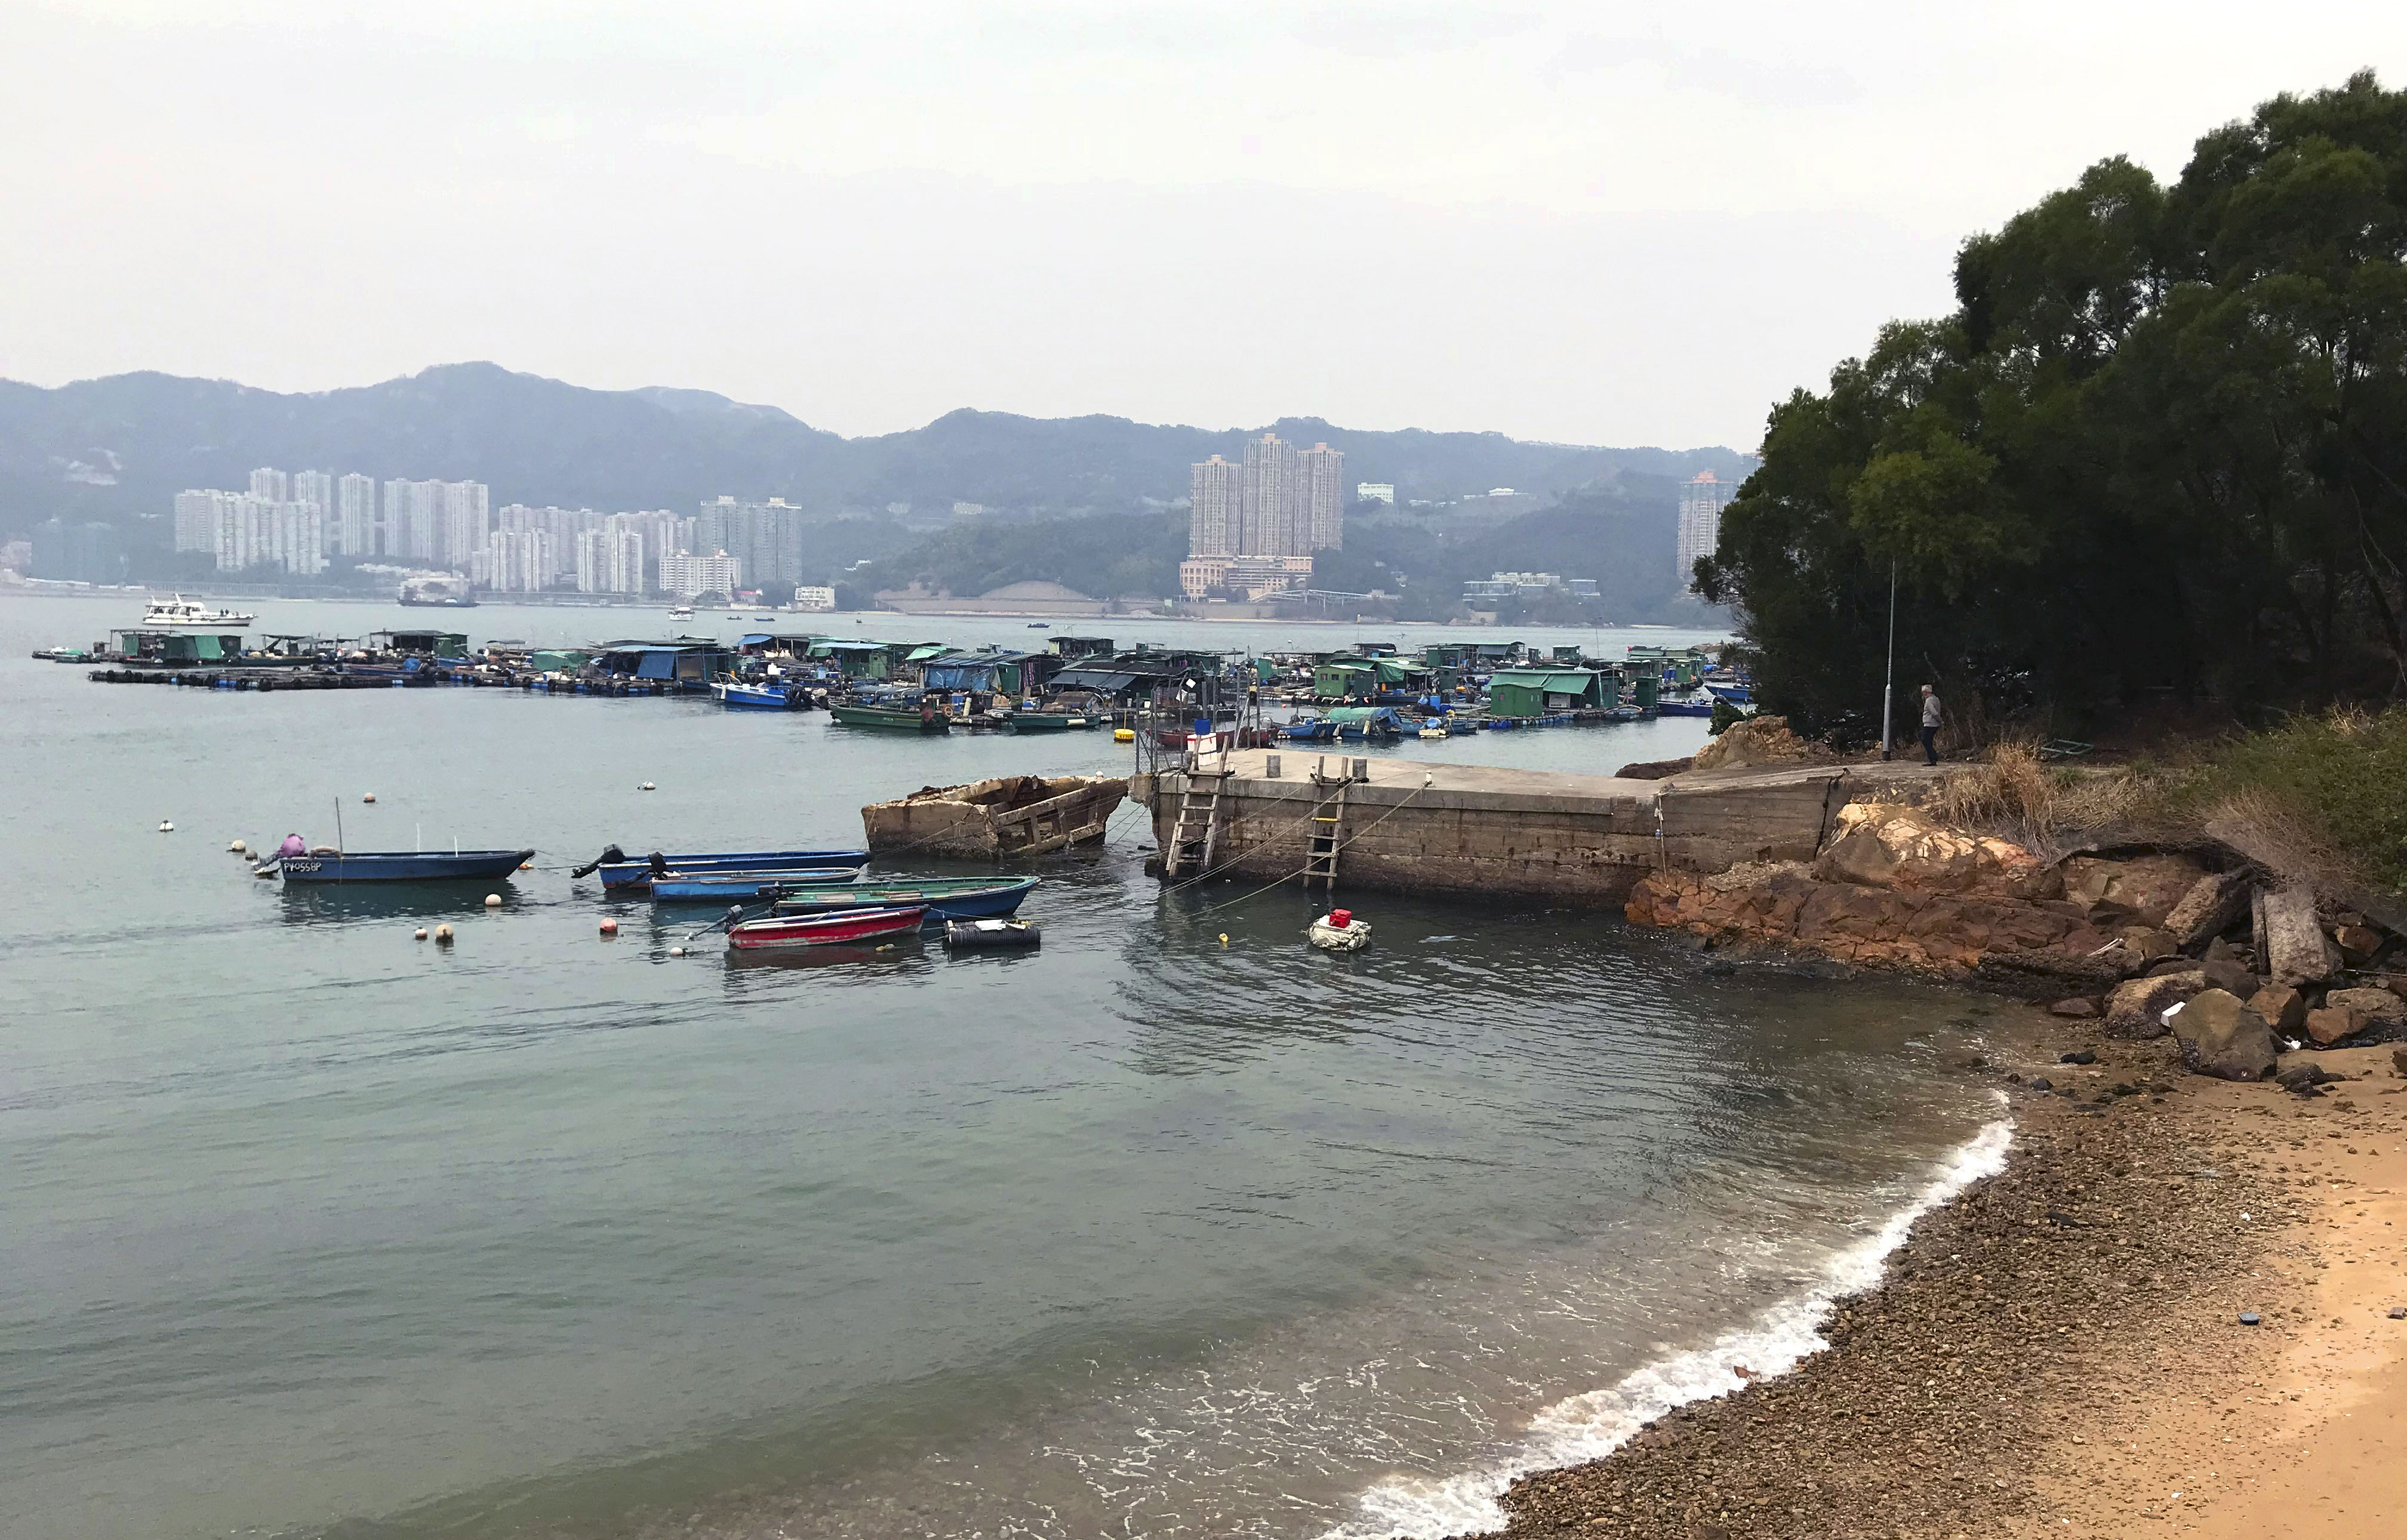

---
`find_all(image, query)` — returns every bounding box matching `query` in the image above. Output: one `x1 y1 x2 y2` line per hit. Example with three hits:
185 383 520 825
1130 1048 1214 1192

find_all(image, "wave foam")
1318 1116 2015 1539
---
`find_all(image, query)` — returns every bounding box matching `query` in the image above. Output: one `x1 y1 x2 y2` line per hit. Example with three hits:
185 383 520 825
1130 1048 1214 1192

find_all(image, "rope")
1151 766 1438 910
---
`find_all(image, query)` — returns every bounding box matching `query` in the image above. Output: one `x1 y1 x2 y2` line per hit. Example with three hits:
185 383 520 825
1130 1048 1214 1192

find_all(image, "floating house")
1486 667 1607 717
589 639 730 687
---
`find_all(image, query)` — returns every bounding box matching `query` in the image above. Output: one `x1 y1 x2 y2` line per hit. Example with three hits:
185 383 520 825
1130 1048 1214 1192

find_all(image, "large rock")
1691 716 1810 771
2326 986 2406 1023
2171 988 2279 1081
2163 870 2255 949
2333 924 2386 966
2104 970 2205 1039
1814 802 2052 898
2261 887 2339 987
2247 984 2308 1036
2304 1005 2366 1048
2062 854 2212 927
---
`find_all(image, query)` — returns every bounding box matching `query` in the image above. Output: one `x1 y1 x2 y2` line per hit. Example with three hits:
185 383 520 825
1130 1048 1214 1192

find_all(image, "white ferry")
668 604 695 621
141 595 255 629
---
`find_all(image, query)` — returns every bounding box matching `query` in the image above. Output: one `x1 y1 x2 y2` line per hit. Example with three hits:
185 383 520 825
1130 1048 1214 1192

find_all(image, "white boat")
141 595 254 628
669 605 695 620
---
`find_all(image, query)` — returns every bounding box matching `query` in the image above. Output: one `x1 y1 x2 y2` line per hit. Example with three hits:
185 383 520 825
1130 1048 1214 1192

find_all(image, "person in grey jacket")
1919 684 1942 765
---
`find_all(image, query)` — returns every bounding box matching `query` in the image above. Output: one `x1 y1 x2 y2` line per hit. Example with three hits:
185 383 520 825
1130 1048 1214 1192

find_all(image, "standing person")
1919 684 1943 766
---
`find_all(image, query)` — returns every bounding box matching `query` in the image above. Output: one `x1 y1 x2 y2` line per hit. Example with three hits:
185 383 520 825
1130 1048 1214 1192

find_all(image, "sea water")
0 595 2006 1540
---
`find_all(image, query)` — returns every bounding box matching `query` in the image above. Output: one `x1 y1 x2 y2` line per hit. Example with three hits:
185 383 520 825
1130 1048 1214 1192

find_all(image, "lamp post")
1879 559 1897 761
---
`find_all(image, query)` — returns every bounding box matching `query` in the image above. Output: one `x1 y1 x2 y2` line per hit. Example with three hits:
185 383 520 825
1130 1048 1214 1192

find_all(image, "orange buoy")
599 917 619 937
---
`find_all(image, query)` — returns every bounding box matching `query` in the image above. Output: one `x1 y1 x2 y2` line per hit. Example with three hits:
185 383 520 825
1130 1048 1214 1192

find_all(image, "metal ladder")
1162 769 1227 880
1303 771 1350 891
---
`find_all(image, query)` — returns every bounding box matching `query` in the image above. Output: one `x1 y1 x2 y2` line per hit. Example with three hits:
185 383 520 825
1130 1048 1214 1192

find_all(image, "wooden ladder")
1162 769 1227 880
1303 772 1350 891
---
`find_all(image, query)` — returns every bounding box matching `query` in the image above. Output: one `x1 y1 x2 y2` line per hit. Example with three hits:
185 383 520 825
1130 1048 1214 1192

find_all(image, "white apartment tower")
1676 471 1732 590
1300 442 1346 552
1240 434 1298 557
441 481 491 569
1188 455 1240 557
248 467 288 503
335 473 377 556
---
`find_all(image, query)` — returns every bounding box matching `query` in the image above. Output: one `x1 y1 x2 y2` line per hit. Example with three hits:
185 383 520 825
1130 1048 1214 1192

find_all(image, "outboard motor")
568 843 626 879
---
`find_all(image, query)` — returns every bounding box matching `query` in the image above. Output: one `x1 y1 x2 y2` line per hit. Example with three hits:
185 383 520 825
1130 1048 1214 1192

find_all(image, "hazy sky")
2 2 2400 448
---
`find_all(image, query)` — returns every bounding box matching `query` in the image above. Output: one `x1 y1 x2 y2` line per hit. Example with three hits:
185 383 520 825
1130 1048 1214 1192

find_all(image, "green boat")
771 876 1039 925
1002 709 1101 731
829 702 951 731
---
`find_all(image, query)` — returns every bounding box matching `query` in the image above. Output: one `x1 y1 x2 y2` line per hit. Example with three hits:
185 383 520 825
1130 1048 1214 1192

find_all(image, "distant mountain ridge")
0 362 1753 541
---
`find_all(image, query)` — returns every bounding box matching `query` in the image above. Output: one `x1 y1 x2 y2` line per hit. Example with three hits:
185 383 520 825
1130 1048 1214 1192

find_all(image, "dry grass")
1925 740 2159 850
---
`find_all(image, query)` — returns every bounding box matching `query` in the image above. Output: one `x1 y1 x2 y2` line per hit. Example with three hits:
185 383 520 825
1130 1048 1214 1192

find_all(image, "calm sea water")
0 594 2008 1540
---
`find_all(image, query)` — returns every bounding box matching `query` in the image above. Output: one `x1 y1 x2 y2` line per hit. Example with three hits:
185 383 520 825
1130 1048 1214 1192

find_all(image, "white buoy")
484 893 502 908
433 924 454 944
669 945 687 957
363 792 377 803
414 927 429 941
229 839 248 854
159 820 174 832
639 781 656 791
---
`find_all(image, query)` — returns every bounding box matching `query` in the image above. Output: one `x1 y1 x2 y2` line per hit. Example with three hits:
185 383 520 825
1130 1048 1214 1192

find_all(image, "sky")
2 2 2402 449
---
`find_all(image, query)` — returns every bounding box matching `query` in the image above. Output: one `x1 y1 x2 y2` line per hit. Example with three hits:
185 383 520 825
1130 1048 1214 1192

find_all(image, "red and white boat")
725 905 927 953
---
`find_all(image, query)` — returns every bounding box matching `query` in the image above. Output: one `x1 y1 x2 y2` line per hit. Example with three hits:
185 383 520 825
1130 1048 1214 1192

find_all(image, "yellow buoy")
433 924 454 944
1113 728 1135 743
1218 933 1229 947
484 894 502 907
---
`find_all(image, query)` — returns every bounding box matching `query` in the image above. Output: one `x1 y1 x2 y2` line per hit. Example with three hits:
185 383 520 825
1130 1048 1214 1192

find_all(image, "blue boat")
1703 681 1754 704
648 868 867 903
712 680 807 710
1281 716 1339 741
595 848 869 891
771 876 1039 927
277 848 535 883
1657 695 1717 716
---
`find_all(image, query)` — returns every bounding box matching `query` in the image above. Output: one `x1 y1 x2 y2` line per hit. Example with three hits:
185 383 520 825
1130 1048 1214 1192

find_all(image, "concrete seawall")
1135 750 1940 904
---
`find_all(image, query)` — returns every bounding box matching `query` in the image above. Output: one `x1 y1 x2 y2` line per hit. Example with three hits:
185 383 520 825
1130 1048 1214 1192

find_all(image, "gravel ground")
1470 1024 2313 1540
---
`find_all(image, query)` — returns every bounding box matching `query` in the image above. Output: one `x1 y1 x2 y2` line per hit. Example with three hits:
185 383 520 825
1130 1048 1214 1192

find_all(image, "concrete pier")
1137 750 1944 904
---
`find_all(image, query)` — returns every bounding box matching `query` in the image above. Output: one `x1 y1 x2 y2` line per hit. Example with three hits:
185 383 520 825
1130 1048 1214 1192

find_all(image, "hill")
0 362 1750 552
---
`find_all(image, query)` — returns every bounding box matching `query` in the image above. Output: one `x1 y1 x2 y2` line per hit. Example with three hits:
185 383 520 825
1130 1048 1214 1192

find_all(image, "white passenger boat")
141 595 254 628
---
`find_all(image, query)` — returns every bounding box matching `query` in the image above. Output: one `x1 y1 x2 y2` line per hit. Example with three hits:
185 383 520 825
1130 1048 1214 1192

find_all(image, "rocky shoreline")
1458 1017 2407 1540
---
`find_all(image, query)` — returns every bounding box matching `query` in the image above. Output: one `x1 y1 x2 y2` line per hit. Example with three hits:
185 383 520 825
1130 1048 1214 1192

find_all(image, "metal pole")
1880 559 1897 761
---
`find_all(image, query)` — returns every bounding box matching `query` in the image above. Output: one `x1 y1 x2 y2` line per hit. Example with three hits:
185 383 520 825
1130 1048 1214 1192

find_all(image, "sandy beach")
1480 1015 2406 1540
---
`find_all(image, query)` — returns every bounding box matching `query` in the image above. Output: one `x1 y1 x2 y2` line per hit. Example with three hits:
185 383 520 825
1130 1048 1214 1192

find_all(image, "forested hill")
0 362 1752 537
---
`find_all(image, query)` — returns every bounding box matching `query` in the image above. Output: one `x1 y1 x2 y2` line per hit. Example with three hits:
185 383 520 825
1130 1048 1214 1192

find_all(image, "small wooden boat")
726 905 927 951
830 702 951 731
772 875 1039 925
277 848 535 883
595 848 868 891
648 867 866 903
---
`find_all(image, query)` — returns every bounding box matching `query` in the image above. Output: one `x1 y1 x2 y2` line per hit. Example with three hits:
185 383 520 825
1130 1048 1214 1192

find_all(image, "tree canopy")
1701 71 2407 740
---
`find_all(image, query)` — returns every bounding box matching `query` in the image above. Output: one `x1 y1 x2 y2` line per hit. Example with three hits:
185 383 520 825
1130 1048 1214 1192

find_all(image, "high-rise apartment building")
1187 456 1239 556
1184 435 1346 583
697 496 811 593
248 467 289 503
1240 435 1297 556
173 489 220 553
440 481 491 569
660 549 741 599
1676 471 1732 590
574 526 646 595
335 473 377 556
1300 443 1346 552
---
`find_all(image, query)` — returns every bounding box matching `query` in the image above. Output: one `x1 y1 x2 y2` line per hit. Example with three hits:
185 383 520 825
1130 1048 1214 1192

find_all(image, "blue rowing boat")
712 680 805 710
595 848 869 891
648 867 867 903
278 848 535 883
770 876 1039 926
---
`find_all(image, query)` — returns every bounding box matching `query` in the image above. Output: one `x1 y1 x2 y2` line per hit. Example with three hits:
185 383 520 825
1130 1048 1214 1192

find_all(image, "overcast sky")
2 2 2400 448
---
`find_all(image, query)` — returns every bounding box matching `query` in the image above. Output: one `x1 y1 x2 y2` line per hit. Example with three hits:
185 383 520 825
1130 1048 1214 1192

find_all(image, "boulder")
1614 756 1694 781
2049 997 2099 1018
1691 715 1809 771
2304 1005 2365 1048
2325 985 2406 1024
2119 926 2180 968
2062 854 2212 927
2163 870 2255 949
2333 923 2386 966
2104 970 2205 1039
2262 888 2339 987
2200 954 2257 996
1814 803 2050 898
2247 984 2308 1036
2171 989 2279 1081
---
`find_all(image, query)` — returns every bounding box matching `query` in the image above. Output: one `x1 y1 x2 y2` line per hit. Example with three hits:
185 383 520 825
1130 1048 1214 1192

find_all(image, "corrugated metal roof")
1488 670 1600 692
